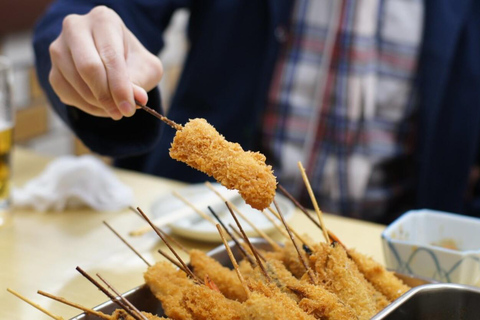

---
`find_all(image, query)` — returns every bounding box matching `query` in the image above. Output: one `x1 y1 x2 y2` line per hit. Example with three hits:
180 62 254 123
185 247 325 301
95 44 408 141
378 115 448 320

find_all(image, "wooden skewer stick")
129 206 191 254
260 208 290 239
229 224 267 263
76 266 142 320
96 273 148 320
157 248 188 273
135 100 183 130
37 290 110 320
172 191 217 225
205 181 281 251
277 185 321 227
208 206 255 266
7 288 64 320
156 227 191 255
297 162 331 243
136 207 202 284
266 207 312 248
226 202 271 282
273 199 316 284
216 224 250 299
103 221 151 267
277 184 344 246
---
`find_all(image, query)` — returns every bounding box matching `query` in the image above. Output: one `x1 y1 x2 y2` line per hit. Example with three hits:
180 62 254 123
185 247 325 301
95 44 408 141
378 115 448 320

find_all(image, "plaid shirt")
262 0 424 222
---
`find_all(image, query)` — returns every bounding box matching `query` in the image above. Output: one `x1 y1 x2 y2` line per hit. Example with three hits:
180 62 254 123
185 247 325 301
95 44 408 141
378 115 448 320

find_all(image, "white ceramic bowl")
382 209 480 286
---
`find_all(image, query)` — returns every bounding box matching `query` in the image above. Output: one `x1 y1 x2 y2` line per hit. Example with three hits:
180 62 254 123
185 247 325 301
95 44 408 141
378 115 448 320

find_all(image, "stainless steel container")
373 283 480 320
72 239 480 319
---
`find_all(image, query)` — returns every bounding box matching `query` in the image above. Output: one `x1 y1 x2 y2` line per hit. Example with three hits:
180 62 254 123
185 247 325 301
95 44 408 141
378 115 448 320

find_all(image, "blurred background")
0 1 188 158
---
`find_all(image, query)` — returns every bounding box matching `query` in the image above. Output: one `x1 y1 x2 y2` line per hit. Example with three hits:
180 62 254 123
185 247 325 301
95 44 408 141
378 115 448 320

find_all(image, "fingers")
49 66 109 118
49 6 163 120
49 36 97 107
61 9 125 119
93 22 135 117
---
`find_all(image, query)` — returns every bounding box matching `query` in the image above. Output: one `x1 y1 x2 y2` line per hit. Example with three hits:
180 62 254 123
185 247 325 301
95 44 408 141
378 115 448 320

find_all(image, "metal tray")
71 239 480 319
372 283 480 320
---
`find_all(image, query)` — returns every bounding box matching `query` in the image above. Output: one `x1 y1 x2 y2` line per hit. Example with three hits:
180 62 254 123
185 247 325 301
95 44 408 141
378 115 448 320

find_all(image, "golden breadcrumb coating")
142 237 410 319
281 241 310 279
169 118 277 210
260 249 286 262
181 284 242 320
366 280 391 312
190 249 248 302
144 261 242 320
110 309 169 319
348 249 410 301
290 283 358 320
310 243 378 320
241 280 316 320
263 256 358 320
144 262 194 320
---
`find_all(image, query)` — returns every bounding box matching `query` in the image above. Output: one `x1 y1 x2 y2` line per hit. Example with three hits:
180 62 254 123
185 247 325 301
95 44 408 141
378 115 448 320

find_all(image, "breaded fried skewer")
137 101 277 211
241 280 316 320
145 261 243 320
170 118 277 211
216 224 316 320
226 218 346 319
279 240 312 279
292 166 409 305
257 259 357 320
109 309 169 320
310 243 378 320
347 249 410 301
144 262 194 319
190 249 249 302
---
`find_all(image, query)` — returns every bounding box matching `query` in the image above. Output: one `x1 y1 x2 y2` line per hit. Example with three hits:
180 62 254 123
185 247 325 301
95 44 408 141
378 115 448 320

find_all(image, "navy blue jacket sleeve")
33 0 189 158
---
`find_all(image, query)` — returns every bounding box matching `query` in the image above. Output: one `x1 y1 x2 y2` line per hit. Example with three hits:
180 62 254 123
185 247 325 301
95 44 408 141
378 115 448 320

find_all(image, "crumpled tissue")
12 155 134 212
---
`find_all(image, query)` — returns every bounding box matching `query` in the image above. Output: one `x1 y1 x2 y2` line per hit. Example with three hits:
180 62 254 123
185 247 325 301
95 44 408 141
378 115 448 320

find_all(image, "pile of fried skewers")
8 177 410 320
139 183 411 320
8 113 411 319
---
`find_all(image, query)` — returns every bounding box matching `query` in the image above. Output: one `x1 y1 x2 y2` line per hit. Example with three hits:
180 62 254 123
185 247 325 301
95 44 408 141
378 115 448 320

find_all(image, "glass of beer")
0 57 13 227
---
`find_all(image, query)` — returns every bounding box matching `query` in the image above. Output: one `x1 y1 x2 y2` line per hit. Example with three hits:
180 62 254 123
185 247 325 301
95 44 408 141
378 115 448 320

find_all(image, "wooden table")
0 148 386 320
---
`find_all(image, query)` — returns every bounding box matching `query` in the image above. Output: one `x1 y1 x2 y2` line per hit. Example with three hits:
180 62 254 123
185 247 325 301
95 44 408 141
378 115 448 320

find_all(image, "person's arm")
33 0 189 157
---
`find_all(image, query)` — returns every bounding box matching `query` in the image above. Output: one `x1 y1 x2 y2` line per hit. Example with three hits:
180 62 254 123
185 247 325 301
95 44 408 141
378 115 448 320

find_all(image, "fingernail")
119 101 134 116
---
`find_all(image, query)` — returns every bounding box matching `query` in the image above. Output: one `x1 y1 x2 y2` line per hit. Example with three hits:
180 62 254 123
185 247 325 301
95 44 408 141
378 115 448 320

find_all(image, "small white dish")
382 209 480 286
151 183 294 242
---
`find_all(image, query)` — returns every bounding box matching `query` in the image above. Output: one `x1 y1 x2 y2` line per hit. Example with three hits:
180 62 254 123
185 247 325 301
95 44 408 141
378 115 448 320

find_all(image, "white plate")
151 183 294 242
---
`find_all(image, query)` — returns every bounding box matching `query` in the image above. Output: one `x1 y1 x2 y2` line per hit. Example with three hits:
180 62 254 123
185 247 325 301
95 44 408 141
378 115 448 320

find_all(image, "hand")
48 6 163 120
